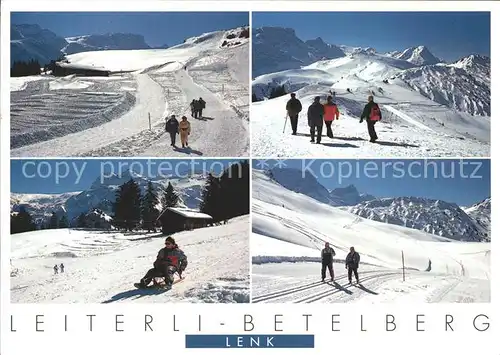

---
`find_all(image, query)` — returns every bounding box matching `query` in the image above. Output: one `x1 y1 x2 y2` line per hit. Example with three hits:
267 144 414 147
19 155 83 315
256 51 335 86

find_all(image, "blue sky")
253 12 490 61
11 159 245 194
11 12 249 47
253 159 490 206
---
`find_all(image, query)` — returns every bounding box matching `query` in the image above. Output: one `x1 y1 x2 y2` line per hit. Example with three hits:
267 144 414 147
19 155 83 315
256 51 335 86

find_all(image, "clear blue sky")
253 159 490 206
253 12 490 62
11 12 249 47
11 159 245 194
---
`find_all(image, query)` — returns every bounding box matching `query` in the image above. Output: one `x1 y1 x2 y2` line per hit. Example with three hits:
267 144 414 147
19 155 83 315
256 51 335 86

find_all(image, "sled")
134 276 185 290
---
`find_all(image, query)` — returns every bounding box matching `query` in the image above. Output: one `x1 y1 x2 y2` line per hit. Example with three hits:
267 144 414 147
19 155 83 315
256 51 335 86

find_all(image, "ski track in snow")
11 216 250 303
251 170 490 303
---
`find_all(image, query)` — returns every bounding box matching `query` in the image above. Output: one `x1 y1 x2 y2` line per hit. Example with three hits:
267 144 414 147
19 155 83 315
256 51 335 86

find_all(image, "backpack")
369 104 381 121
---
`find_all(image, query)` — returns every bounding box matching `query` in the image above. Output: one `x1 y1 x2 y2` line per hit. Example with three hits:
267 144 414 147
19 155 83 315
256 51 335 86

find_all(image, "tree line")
11 59 41 77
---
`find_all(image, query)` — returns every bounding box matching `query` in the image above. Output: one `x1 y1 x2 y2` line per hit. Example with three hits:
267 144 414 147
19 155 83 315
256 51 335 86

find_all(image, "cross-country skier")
323 95 340 139
198 97 206 118
178 116 191 148
165 114 179 146
345 247 360 285
53 264 59 275
285 93 302 135
60 263 65 273
321 242 336 282
359 95 381 143
135 236 188 289
308 96 324 144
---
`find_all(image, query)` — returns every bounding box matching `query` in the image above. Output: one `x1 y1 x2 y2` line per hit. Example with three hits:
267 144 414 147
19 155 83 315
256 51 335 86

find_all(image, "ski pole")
283 113 288 134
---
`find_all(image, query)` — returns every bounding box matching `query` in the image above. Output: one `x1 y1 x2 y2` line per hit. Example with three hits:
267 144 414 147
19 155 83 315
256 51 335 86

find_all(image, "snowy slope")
11 27 249 157
251 170 490 303
465 198 491 242
389 46 442 66
348 197 488 242
252 53 489 157
11 215 250 303
63 33 151 55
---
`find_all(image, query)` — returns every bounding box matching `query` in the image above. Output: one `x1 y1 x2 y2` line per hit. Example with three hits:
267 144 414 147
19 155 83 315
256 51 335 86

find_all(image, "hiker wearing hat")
307 96 324 144
178 116 191 148
134 236 188 289
285 93 302 135
165 114 179 146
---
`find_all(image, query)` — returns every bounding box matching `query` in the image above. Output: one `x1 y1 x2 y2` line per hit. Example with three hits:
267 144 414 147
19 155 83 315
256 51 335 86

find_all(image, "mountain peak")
394 45 441 66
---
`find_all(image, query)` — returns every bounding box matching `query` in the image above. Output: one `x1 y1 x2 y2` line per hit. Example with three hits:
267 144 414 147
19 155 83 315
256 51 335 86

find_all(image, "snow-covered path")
252 263 490 303
11 74 166 157
11 216 250 303
142 69 249 157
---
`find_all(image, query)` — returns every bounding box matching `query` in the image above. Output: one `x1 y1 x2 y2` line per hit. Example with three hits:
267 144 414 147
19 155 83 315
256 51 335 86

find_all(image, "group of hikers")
320 242 361 284
285 92 382 143
53 263 65 275
164 97 207 148
190 98 206 119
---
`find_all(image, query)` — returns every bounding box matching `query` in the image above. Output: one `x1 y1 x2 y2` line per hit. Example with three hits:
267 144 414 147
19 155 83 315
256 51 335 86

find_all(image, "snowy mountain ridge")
259 167 490 242
388 45 442 66
11 171 207 223
63 33 151 55
348 196 490 242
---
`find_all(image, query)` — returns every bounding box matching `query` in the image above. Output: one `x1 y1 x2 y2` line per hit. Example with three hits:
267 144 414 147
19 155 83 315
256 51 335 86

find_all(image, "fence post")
148 112 151 130
401 250 405 282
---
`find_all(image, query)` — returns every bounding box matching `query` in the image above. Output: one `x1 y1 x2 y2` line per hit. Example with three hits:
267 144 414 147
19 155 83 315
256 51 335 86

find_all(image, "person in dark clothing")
135 236 188 289
60 263 65 273
190 100 197 118
359 95 382 143
198 97 206 118
345 247 360 284
53 264 59 275
321 242 336 282
165 115 180 146
308 96 324 144
285 93 302 135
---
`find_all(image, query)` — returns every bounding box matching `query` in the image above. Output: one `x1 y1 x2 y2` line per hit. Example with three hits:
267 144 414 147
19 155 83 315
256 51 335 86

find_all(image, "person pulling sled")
135 237 188 289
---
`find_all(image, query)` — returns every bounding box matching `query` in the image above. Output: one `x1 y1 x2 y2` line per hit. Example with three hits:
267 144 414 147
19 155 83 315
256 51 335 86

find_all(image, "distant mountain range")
264 167 490 242
11 23 160 65
10 170 206 226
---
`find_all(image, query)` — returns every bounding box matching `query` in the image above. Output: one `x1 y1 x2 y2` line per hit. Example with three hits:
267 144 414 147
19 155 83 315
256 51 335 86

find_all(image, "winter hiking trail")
11 73 166 157
142 69 249 157
11 216 250 303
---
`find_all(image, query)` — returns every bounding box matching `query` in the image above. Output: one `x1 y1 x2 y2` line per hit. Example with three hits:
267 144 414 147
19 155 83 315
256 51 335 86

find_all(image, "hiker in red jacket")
359 95 382 142
323 95 340 138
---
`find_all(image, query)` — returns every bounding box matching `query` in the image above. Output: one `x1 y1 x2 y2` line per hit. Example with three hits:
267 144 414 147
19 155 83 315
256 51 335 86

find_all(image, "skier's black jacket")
286 98 302 114
321 247 336 264
308 101 324 126
345 251 360 268
165 117 179 133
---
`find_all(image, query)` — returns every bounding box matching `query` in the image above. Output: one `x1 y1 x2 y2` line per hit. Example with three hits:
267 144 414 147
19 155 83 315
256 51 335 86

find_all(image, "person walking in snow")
135 236 188 289
60 263 65 273
165 114 180 146
345 247 360 285
285 93 302 135
308 96 324 144
321 242 336 282
178 116 191 148
359 95 381 143
53 264 59 275
323 95 340 139
190 100 197 118
197 97 206 118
